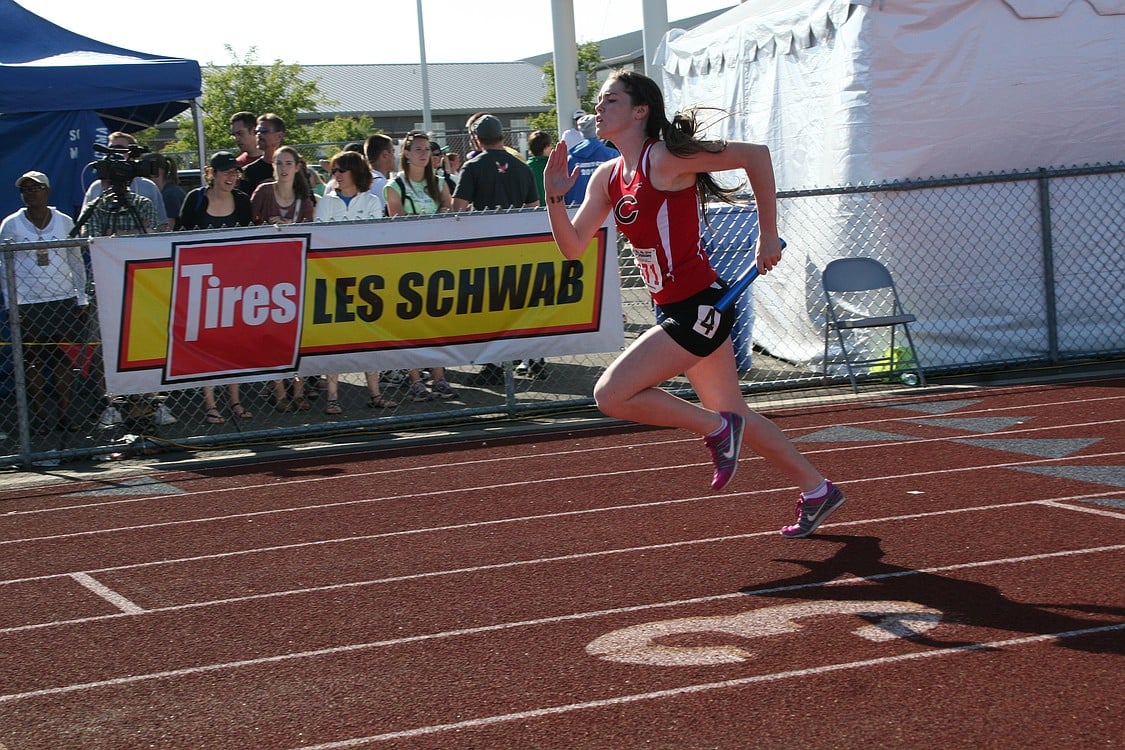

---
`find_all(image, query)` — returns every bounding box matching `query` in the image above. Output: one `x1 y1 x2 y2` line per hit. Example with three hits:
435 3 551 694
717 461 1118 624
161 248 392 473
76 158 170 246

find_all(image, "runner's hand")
756 234 783 274
544 142 579 201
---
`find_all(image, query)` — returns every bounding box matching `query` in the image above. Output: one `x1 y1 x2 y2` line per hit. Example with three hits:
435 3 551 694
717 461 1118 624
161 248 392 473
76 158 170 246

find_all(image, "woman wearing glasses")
314 150 397 414
314 150 384 223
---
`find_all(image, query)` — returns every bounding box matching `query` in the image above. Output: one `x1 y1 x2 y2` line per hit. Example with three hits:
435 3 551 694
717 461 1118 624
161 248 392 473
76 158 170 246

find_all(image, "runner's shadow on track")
739 534 1125 655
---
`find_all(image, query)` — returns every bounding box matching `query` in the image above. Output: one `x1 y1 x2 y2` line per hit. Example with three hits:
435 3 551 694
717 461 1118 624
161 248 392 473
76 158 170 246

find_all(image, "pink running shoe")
781 481 846 538
703 411 745 491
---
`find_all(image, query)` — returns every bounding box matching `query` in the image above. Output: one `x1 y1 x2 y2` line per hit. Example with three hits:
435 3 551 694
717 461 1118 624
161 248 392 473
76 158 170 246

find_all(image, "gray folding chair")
822 257 924 392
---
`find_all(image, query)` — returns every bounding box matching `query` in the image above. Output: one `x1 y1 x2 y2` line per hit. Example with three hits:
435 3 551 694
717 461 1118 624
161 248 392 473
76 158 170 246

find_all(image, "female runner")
544 70 844 538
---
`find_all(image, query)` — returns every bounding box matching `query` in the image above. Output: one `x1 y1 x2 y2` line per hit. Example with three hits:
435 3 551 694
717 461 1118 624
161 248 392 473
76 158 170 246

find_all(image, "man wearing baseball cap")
452 115 538 213
452 115 541 388
562 108 587 150
0 171 89 433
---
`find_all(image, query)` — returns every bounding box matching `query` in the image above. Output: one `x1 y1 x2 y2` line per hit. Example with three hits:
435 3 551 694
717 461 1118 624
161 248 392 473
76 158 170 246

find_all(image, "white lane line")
2 610 1120 722
2 445 1123 549
0 540 1120 698
4 505 1122 636
1040 499 1125 520
69 573 144 614
2 480 1122 592
5 394 1121 520
286 622 1125 749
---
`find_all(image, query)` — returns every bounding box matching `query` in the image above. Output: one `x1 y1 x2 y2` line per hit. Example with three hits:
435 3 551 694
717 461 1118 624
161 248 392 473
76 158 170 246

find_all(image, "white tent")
658 0 1125 369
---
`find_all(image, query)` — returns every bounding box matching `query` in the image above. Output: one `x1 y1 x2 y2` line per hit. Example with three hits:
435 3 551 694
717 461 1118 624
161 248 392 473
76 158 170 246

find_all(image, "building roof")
297 62 550 119
521 10 731 68
295 12 731 120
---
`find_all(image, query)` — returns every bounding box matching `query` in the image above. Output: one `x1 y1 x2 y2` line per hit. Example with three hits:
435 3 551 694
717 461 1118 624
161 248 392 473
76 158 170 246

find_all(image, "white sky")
16 0 739 66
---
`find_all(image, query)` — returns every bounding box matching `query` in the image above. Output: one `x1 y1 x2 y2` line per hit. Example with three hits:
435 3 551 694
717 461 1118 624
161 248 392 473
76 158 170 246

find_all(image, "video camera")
89 143 157 185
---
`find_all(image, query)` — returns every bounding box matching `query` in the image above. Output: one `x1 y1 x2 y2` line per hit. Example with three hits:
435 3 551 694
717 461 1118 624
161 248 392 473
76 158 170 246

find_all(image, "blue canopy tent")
0 0 202 221
0 0 201 396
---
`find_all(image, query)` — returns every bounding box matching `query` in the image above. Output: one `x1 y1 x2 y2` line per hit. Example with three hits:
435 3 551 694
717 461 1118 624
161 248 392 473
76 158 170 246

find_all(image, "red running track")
1 378 1123 749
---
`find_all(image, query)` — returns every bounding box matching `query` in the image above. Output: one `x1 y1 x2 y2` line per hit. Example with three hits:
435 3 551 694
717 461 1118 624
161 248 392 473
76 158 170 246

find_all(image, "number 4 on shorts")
693 304 721 338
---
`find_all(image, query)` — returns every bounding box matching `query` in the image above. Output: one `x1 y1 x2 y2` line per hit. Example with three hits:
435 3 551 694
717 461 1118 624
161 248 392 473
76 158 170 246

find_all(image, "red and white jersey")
607 139 717 305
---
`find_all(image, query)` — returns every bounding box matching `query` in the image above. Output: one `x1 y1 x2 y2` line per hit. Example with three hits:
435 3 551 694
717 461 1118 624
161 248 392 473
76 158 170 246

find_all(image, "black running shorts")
654 280 734 358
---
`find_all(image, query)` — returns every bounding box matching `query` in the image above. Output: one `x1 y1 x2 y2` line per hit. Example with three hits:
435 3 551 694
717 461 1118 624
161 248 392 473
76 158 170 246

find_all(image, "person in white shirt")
364 133 395 216
561 108 587 150
314 150 396 414
0 171 88 433
314 150 383 222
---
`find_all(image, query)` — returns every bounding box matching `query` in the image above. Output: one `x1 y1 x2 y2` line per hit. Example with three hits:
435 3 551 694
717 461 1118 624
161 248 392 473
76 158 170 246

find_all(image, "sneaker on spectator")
408 381 434 402
516 359 548 379
431 379 458 400
152 402 177 425
97 404 123 429
702 411 745 491
527 359 548 380
781 482 846 538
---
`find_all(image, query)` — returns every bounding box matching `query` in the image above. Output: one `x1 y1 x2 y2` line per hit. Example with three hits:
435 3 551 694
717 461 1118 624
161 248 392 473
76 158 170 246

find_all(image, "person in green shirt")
526 130 553 205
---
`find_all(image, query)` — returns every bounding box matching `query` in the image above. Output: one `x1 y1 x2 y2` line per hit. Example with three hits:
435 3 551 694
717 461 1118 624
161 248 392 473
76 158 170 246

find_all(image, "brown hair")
230 111 257 130
329 150 372 192
257 113 286 133
274 145 312 200
528 130 553 157
608 69 741 211
398 131 442 205
364 133 393 165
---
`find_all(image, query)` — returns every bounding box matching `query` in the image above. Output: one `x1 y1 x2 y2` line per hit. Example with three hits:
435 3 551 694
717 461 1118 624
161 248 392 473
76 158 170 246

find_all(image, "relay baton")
716 238 786 312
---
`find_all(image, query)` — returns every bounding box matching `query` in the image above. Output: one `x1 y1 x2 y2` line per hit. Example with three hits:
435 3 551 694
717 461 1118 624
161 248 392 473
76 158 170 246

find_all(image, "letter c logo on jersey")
166 237 307 381
614 195 640 225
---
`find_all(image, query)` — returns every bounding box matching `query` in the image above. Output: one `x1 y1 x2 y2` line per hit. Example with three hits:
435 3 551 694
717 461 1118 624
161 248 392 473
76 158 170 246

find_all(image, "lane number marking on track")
586 600 943 666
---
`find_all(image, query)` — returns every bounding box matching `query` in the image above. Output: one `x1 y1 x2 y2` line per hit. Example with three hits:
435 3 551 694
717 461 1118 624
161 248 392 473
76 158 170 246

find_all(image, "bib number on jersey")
632 247 664 295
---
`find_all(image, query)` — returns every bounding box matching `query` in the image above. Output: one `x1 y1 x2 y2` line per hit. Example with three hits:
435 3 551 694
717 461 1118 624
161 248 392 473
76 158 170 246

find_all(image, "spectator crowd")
1 108 620 437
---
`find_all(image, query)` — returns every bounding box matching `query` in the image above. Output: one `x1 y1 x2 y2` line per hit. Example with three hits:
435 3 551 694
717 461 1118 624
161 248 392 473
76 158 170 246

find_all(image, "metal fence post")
1037 168 1059 363
3 245 32 466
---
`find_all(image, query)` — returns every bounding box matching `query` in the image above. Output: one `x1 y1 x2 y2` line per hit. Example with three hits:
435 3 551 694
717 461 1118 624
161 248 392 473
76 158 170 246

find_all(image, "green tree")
165 47 327 154
529 42 603 132
305 116 379 147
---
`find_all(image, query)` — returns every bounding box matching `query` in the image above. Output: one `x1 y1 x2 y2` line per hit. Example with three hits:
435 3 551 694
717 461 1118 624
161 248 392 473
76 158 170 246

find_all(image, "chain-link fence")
2 162 1122 468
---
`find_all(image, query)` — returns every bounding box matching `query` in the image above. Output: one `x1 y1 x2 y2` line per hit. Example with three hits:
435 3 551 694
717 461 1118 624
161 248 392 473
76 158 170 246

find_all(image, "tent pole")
191 98 206 187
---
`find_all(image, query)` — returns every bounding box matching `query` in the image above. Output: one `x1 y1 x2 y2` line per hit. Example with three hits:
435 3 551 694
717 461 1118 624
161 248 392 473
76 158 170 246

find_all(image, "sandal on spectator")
324 399 343 415
231 403 253 420
294 396 312 410
366 396 398 409
204 408 226 424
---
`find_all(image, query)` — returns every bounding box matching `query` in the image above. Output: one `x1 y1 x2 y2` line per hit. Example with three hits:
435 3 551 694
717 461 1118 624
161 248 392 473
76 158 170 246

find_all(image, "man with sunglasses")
239 113 286 196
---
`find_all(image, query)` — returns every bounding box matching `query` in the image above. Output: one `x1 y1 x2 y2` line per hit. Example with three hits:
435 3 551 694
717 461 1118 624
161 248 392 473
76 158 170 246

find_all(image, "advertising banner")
89 210 621 395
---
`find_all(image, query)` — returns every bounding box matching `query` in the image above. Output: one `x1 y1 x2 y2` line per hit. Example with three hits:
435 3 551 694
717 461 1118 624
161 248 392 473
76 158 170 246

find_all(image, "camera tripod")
70 182 150 238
